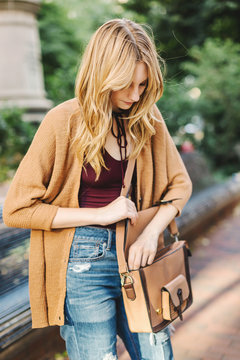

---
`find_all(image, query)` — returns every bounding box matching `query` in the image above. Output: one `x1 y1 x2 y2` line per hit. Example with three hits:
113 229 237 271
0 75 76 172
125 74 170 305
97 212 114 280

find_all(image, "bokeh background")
0 1 240 360
1 0 240 183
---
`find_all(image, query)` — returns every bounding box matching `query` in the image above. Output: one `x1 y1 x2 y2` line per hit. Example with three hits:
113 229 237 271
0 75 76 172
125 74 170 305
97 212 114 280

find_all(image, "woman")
3 19 192 359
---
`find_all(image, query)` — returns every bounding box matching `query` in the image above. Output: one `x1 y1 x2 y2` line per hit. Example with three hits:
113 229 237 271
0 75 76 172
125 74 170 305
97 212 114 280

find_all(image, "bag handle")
116 158 179 274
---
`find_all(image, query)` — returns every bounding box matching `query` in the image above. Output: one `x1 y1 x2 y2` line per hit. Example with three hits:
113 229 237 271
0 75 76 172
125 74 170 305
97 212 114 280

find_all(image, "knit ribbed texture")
3 98 192 328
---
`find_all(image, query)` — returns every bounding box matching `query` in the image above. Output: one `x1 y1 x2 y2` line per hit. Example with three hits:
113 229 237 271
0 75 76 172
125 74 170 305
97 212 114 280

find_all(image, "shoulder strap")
116 158 179 274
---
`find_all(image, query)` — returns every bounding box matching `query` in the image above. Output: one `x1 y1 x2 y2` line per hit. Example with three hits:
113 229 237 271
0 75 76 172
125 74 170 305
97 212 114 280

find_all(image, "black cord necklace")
111 111 128 188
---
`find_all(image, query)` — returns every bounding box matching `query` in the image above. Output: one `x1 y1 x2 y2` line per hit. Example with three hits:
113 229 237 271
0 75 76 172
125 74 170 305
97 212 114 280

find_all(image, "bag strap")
116 158 179 274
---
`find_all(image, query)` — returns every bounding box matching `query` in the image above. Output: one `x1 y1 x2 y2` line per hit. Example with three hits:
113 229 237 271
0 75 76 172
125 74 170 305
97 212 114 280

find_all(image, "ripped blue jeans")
60 226 174 360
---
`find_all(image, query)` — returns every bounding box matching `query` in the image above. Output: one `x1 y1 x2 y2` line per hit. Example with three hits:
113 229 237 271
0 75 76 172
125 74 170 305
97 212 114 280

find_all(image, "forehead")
132 62 148 82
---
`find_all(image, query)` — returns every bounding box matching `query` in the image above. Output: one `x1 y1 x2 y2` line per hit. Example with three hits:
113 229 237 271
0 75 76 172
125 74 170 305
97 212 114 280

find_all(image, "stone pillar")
0 0 52 122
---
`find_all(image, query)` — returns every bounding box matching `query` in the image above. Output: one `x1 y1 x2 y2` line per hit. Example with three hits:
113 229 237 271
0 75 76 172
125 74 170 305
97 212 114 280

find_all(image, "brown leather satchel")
116 158 193 333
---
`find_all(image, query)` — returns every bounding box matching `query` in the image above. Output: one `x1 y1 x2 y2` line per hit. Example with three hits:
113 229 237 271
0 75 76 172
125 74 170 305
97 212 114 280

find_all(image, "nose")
129 86 140 102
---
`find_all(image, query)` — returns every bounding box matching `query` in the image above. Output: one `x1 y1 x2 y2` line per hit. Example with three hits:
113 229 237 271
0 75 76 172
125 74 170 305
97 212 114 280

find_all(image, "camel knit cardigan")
3 98 192 328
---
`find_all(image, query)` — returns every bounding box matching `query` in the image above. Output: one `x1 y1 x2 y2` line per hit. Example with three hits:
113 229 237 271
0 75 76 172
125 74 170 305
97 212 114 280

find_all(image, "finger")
147 252 156 266
141 252 149 268
128 250 135 271
128 246 141 270
126 199 137 212
129 211 138 225
131 203 138 215
128 206 137 220
132 250 142 270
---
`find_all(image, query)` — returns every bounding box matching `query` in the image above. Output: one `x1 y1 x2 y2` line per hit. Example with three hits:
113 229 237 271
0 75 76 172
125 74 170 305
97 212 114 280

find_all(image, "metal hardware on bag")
170 232 180 242
176 288 184 321
156 308 162 315
177 288 182 297
120 272 134 287
120 272 136 301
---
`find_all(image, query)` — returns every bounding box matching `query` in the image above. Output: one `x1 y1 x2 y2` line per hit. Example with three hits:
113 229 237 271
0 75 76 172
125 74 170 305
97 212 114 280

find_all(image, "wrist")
94 206 107 226
142 223 162 238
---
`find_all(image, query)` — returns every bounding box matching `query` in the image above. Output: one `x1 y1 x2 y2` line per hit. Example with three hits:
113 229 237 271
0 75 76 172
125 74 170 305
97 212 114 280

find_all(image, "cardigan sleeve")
153 105 192 216
2 109 60 230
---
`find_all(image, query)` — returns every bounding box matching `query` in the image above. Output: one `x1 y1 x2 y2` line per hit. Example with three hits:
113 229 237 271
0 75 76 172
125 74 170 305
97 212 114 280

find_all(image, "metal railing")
0 210 31 351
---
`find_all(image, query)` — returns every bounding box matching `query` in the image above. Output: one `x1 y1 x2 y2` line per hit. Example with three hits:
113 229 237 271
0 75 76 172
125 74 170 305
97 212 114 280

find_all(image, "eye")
140 81 147 87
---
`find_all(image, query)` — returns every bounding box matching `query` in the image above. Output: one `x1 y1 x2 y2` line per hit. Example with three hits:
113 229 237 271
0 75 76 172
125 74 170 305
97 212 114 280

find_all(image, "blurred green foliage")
158 37 240 175
2 0 239 183
122 0 240 78
183 39 240 174
38 1 83 103
0 108 36 182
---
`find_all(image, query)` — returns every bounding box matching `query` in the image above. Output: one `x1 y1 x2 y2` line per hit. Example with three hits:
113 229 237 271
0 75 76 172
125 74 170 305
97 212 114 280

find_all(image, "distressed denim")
60 226 174 360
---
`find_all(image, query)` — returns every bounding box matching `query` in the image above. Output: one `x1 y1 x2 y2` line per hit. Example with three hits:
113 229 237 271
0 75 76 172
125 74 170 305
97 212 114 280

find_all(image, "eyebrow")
132 78 148 85
129 78 148 87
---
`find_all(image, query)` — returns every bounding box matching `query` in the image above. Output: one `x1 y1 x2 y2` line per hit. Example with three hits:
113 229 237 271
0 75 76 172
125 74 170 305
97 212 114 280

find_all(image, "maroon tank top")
78 112 128 229
78 150 128 229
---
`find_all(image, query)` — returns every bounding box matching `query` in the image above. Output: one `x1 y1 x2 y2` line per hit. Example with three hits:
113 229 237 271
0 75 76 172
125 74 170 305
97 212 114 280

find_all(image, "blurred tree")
205 0 240 41
183 38 240 174
0 108 36 181
157 79 196 140
38 0 83 104
121 0 240 78
57 0 134 43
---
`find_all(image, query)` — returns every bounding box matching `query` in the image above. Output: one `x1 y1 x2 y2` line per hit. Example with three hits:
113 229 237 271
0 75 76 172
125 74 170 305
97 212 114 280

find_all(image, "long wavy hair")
71 18 164 180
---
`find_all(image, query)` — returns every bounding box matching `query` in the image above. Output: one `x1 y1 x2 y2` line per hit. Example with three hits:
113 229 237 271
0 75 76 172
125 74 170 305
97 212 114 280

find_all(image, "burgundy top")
78 149 128 229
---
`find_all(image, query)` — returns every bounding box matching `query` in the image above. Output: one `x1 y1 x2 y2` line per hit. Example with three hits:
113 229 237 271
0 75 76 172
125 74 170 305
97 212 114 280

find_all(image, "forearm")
50 195 140 229
143 204 178 237
51 207 102 229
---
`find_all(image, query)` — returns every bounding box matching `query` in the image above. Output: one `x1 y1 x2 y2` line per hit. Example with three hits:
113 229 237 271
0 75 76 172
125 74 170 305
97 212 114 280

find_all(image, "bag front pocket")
161 274 189 321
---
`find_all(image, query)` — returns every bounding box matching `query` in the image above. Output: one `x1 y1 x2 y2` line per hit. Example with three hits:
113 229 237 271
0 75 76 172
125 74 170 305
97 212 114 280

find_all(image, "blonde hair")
72 18 164 179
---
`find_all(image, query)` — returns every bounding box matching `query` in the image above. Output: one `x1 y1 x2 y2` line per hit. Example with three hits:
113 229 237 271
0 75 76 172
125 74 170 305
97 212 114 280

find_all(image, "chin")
120 103 133 109
114 106 127 112
113 103 133 112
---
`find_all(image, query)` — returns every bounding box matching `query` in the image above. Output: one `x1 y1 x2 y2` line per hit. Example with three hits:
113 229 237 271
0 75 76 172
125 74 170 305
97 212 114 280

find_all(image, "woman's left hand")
127 203 178 270
127 229 159 270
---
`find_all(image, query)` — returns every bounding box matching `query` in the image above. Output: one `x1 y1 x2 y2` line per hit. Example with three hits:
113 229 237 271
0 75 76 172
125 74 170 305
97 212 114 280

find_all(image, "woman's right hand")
97 196 138 226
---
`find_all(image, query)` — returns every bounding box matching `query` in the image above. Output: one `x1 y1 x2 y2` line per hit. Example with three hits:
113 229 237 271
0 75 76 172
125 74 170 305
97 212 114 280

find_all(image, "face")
110 62 148 112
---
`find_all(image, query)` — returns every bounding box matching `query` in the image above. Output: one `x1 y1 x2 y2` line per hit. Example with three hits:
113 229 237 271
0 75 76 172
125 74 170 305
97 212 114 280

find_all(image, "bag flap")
162 274 189 307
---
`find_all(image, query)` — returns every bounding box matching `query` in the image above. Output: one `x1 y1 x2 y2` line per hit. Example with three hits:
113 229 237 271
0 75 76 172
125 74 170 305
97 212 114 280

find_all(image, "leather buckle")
120 272 133 287
170 232 180 242
120 272 136 301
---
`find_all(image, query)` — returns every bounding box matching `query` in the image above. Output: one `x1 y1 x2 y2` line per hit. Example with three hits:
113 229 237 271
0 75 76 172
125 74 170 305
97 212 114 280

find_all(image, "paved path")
118 204 240 360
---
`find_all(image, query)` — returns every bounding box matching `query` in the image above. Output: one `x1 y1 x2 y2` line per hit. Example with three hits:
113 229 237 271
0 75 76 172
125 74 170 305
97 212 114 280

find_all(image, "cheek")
110 92 117 106
111 90 125 104
140 87 146 96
